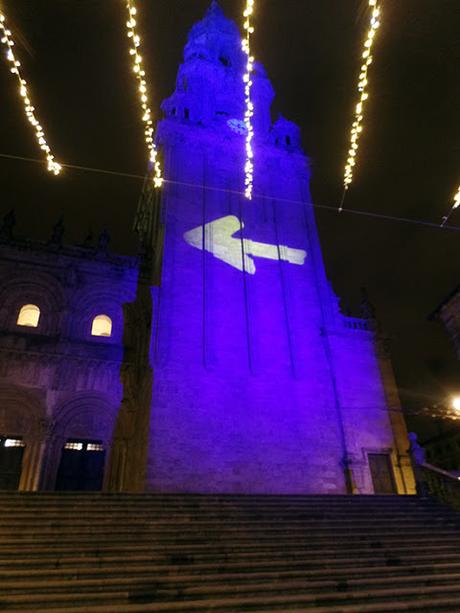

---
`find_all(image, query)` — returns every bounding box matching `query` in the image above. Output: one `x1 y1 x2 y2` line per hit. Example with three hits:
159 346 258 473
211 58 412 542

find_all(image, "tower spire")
209 1 221 13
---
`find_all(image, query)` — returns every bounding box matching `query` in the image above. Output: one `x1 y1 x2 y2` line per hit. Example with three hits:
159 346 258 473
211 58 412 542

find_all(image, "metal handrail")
419 462 460 510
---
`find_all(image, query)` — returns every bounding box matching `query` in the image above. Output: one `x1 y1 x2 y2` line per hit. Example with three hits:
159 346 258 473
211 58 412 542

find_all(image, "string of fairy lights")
441 185 460 227
242 0 255 200
2 151 460 234
124 0 163 188
340 0 381 212
0 9 61 175
0 1 457 224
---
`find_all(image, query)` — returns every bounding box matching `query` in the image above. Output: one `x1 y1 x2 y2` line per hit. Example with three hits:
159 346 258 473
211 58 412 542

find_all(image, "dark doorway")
55 440 105 491
368 453 397 494
0 437 25 490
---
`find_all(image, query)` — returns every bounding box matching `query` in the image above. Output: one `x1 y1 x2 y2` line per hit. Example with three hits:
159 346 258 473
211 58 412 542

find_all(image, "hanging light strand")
0 11 61 175
441 185 460 227
242 0 255 200
125 0 162 188
341 0 381 210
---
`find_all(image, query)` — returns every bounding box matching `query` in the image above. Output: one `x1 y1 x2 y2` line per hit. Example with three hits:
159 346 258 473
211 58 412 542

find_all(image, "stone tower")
145 2 415 495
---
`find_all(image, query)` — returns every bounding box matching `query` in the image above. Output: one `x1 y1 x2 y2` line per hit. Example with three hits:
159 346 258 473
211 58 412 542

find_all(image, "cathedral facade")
0 3 415 495
0 220 138 491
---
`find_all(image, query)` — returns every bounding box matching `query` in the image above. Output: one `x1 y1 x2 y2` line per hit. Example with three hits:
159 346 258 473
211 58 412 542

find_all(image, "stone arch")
0 384 46 439
43 392 118 490
69 285 130 344
0 384 47 491
0 270 65 336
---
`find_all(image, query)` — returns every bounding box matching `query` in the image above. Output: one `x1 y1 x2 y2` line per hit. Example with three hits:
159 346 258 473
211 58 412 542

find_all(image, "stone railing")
419 462 460 510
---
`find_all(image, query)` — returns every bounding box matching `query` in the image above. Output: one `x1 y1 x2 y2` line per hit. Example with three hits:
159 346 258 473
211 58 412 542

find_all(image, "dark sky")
1 1 459 434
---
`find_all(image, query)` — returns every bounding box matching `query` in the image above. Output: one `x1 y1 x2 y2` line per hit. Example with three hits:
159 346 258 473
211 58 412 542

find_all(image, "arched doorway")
0 436 25 490
0 386 45 491
49 394 116 492
55 440 105 491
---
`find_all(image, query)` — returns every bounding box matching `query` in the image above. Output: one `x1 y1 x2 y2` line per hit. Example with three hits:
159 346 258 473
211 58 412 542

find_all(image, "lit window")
4 438 25 448
64 442 83 451
91 314 112 337
87 443 104 452
17 304 40 328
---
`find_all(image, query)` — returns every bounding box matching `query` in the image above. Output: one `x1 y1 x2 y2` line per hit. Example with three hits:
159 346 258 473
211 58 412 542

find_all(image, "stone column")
376 338 416 495
104 438 127 492
18 418 52 491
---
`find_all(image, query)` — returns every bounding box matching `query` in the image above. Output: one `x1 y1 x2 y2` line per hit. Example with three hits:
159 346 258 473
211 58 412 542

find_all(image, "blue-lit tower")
145 2 414 495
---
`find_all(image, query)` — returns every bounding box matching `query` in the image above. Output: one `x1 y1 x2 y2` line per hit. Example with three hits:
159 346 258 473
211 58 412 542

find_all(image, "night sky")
0 1 459 434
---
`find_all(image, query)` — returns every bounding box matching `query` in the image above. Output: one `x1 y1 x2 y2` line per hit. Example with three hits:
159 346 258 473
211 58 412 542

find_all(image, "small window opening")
219 56 231 67
182 76 187 92
171 107 176 117
184 108 190 120
17 304 40 328
286 135 291 146
64 440 103 452
87 443 104 452
91 314 112 338
3 438 25 448
64 441 83 451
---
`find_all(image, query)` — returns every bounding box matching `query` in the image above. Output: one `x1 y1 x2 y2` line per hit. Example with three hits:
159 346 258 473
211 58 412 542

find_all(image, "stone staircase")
0 494 460 612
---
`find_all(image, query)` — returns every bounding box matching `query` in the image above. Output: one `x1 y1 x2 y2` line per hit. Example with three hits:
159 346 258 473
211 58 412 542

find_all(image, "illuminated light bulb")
241 0 256 200
124 0 163 188
454 187 460 209
0 9 62 175
342 0 382 198
441 185 460 226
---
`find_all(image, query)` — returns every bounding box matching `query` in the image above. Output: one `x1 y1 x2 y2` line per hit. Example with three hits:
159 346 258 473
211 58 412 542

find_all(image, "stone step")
0 494 429 502
0 499 429 514
0 501 431 512
2 569 460 598
2 559 460 584
1 507 444 518
1 539 459 562
280 598 460 613
0 502 450 514
0 494 458 612
2 548 460 574
1 529 458 549
0 513 449 524
0 512 451 523
1 546 460 572
17 594 460 613
2 524 458 540
2 582 460 611
0 493 425 500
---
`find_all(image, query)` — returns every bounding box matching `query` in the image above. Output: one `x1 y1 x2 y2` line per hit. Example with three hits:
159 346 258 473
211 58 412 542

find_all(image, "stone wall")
0 235 138 490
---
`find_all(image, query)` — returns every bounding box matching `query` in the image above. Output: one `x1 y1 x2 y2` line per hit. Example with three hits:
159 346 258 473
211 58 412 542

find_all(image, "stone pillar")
377 338 416 495
18 437 46 491
104 437 128 492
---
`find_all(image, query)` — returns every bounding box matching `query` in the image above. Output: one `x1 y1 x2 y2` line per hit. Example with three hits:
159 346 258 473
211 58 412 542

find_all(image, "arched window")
17 304 40 328
91 314 112 338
